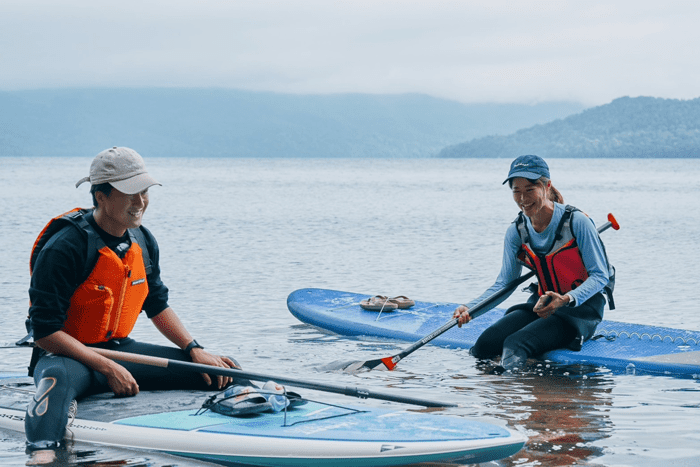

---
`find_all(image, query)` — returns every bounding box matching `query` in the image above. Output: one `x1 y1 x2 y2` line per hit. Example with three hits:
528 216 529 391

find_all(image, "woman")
453 155 613 371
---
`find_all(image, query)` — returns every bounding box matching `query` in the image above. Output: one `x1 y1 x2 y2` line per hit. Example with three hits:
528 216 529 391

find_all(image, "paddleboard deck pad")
287 288 700 379
0 381 525 466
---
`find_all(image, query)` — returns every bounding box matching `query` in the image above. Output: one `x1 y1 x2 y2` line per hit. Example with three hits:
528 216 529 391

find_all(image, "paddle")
0 342 455 408
97 348 458 408
329 213 620 373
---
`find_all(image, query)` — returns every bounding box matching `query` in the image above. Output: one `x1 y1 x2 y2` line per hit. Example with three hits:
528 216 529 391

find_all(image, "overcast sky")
1 0 698 106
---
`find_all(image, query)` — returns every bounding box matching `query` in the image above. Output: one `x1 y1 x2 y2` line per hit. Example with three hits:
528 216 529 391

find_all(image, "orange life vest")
31 208 151 344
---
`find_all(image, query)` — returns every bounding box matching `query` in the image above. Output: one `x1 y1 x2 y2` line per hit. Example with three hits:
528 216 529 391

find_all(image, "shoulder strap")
515 206 575 251
128 227 152 275
30 208 106 285
70 211 106 282
554 204 577 242
514 211 529 243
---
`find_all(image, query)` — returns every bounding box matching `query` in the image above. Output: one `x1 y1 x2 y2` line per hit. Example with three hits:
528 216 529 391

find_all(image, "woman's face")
511 177 548 217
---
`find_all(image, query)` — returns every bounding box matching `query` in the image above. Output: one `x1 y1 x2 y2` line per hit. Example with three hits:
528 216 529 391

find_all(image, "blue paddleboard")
287 288 700 378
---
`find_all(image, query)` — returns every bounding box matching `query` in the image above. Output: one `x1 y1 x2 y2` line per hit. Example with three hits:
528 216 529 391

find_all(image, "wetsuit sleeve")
27 227 87 341
465 223 524 310
567 211 610 306
138 226 170 318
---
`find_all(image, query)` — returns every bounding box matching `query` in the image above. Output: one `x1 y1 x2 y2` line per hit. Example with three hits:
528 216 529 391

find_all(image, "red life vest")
515 206 589 296
31 208 151 344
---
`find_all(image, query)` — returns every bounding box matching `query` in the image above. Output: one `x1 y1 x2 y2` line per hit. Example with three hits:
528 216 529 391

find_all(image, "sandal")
360 295 398 312
388 295 415 309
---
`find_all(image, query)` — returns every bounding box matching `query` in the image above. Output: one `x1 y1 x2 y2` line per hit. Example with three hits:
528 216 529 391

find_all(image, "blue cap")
503 155 550 184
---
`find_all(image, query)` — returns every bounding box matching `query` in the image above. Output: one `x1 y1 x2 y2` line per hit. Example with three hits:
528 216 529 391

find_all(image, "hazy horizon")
2 1 699 107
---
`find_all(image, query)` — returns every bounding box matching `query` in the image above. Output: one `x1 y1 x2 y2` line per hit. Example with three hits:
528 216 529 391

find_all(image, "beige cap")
75 147 161 195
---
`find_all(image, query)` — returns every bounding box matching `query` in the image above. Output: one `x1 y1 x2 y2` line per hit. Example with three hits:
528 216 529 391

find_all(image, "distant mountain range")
2 90 696 158
439 96 700 158
0 88 583 158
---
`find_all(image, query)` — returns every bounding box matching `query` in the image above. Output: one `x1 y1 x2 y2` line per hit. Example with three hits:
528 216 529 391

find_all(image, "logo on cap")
503 155 550 184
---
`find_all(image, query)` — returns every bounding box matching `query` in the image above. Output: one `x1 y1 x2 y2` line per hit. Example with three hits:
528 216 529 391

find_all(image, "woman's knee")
470 329 504 359
502 332 532 356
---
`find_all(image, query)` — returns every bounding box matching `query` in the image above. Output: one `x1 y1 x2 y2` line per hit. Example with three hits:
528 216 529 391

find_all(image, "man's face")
96 187 149 236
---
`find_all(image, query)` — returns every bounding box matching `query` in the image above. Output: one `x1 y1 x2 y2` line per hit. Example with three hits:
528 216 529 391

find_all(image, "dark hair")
90 183 113 208
509 176 564 203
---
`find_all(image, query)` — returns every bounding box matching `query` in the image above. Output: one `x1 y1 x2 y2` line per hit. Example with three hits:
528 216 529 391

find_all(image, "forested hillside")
438 96 700 158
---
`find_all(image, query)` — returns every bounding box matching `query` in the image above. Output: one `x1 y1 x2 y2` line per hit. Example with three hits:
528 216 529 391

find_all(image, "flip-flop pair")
360 295 415 312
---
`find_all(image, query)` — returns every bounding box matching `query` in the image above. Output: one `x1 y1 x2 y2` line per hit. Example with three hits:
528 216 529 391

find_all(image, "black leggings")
470 298 577 370
25 338 249 450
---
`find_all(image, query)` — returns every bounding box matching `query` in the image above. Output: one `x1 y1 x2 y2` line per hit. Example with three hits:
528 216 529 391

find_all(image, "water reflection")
448 362 614 466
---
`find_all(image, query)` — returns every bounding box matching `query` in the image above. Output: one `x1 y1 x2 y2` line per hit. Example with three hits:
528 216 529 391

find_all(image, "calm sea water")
1 157 699 467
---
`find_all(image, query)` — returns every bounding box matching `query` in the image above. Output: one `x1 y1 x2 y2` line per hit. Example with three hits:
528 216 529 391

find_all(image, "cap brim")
502 170 547 184
109 173 161 194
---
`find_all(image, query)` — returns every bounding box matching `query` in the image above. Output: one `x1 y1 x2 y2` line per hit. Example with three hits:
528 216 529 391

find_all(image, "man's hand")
36 330 140 397
190 348 239 389
103 360 140 397
151 308 241 389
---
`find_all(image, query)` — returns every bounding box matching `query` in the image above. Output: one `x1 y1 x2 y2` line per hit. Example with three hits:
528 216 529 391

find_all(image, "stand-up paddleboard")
0 382 526 467
287 288 700 378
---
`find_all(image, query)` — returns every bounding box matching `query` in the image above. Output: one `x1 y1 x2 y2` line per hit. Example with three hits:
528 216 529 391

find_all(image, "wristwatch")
184 340 204 355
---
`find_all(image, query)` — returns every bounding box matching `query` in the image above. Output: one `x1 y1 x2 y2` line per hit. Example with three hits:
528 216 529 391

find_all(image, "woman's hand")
533 292 570 319
453 305 471 327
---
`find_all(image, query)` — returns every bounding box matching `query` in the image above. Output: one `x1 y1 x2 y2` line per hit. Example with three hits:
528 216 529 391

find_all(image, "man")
25 147 242 458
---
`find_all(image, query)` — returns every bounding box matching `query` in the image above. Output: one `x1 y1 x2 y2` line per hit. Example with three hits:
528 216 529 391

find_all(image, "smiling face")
511 177 549 218
94 187 149 237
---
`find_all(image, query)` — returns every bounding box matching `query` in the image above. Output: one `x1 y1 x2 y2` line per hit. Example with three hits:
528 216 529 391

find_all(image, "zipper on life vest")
109 264 131 338
97 285 115 339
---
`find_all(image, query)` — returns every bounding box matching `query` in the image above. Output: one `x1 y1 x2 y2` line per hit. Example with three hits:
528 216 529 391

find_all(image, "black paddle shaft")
390 270 535 365
89 348 456 408
166 359 455 407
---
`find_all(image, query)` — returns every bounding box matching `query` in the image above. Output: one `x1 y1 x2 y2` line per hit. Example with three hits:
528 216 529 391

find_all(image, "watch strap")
184 339 204 355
